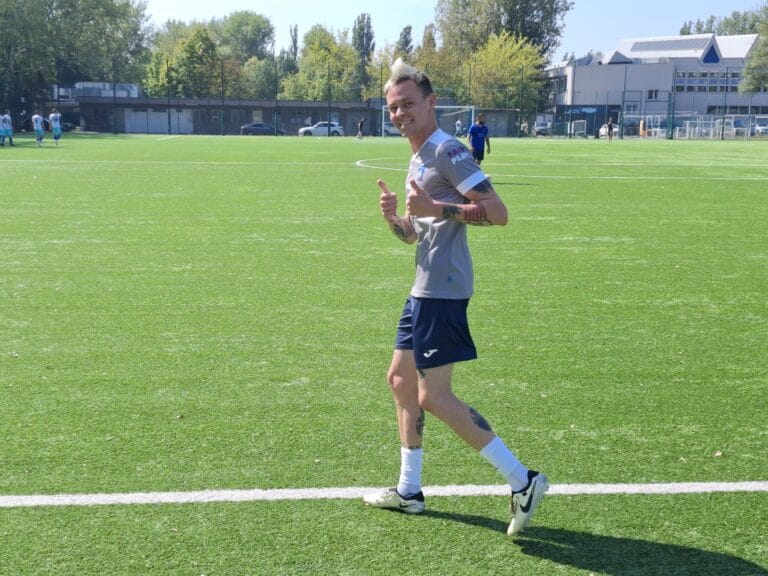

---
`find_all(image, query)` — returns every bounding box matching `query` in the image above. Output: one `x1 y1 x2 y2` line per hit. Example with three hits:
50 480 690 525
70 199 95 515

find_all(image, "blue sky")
144 0 762 62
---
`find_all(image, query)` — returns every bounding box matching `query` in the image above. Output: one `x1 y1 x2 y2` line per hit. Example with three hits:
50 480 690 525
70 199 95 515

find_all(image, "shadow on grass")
516 527 768 576
423 513 767 575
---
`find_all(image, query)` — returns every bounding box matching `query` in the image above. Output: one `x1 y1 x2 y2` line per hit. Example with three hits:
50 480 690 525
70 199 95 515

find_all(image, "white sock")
397 447 423 497
479 436 529 492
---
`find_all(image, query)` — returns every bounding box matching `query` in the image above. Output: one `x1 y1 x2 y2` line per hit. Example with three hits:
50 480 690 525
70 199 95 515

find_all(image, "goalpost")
381 105 475 137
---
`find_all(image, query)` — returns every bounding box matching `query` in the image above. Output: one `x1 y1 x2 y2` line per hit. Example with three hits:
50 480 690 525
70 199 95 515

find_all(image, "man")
357 117 365 139
454 118 463 137
468 113 490 165
0 109 13 147
49 108 62 145
607 117 615 143
364 58 548 537
31 110 44 146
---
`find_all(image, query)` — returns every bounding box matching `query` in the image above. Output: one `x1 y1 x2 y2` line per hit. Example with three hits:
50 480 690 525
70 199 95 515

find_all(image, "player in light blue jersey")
32 110 45 146
49 108 62 145
0 109 13 147
363 59 549 537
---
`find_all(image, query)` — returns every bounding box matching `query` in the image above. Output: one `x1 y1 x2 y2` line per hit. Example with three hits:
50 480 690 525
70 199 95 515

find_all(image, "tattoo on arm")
442 202 491 226
469 407 493 433
473 179 494 195
390 218 415 242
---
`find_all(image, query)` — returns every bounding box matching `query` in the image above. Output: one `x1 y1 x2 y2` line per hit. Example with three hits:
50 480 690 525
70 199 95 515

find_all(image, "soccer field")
1 133 767 575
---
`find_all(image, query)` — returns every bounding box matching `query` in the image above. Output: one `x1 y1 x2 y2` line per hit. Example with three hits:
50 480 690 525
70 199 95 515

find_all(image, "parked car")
599 123 619 137
240 122 284 135
534 121 550 136
383 121 402 136
754 122 768 136
298 121 344 136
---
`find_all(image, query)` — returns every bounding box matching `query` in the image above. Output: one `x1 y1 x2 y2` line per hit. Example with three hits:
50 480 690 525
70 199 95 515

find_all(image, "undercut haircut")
384 58 434 97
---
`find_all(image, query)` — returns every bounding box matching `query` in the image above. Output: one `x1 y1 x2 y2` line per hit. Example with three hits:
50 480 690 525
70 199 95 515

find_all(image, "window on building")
647 89 659 100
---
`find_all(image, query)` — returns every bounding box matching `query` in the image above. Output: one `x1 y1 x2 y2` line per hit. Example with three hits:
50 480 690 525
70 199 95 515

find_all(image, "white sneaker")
363 487 425 514
508 471 548 536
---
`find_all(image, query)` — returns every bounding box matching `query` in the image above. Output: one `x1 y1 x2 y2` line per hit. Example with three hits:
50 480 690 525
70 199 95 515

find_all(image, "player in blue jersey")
468 113 491 165
364 59 548 536
32 110 45 146
0 109 13 146
49 108 62 145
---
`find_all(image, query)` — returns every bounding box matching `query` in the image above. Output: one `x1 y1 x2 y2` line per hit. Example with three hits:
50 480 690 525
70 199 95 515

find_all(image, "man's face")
386 79 436 139
478 115 486 125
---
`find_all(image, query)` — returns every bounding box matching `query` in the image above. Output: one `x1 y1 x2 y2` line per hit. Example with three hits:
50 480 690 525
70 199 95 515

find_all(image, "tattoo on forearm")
442 205 461 221
469 407 493 432
391 219 415 242
442 203 491 226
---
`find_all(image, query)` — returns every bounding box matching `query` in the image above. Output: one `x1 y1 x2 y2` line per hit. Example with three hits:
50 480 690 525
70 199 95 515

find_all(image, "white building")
545 33 767 137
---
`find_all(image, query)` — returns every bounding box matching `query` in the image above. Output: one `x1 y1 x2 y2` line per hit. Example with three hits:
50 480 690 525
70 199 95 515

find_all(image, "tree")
173 27 221 98
395 26 414 61
436 0 572 60
0 0 150 110
280 25 358 101
468 31 545 109
490 0 574 57
680 5 768 35
351 13 375 100
740 20 768 93
238 56 278 99
435 0 497 61
214 11 275 63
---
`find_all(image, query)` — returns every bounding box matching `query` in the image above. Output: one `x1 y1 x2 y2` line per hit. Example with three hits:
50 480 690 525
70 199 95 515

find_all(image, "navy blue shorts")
395 296 477 369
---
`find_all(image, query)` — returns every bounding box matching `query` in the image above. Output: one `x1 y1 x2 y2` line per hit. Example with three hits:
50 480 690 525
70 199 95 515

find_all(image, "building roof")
602 33 757 64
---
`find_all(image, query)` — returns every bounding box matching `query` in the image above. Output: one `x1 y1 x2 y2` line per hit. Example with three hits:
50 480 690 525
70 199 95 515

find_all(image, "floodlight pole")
166 57 172 135
220 58 225 136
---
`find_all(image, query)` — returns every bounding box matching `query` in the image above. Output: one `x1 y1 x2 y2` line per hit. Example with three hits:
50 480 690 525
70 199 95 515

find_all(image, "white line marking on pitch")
1 481 766 508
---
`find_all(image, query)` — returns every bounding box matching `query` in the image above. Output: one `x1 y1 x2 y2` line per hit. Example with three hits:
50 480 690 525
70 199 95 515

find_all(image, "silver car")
298 121 344 136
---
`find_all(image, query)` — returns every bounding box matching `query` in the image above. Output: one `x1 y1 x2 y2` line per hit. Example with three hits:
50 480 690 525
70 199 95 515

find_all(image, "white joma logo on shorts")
423 349 438 358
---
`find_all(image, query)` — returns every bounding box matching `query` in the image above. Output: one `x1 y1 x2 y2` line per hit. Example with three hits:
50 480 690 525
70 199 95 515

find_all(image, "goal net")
570 119 587 138
381 105 475 137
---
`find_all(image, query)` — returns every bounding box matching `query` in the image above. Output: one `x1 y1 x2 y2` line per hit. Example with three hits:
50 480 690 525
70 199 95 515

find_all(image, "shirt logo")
447 146 472 165
423 349 439 358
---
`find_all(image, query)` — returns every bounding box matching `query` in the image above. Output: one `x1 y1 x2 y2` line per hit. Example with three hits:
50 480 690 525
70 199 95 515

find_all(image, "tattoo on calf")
469 407 493 432
416 409 425 438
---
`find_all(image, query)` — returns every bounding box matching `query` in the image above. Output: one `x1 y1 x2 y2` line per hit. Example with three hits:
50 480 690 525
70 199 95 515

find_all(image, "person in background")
0 109 13 147
32 110 45 146
357 117 366 139
49 108 62 145
468 114 491 165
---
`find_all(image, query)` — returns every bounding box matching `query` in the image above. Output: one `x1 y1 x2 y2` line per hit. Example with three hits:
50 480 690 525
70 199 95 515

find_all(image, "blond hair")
384 58 434 97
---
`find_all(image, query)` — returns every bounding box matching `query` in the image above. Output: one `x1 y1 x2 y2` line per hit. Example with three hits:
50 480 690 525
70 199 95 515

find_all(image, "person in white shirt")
0 109 13 147
49 108 62 145
32 110 45 146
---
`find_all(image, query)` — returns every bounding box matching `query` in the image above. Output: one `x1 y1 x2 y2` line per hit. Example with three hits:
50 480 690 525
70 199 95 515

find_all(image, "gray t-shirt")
407 129 488 299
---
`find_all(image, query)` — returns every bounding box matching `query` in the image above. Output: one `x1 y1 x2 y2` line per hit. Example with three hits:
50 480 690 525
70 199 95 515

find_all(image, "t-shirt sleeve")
435 140 487 197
